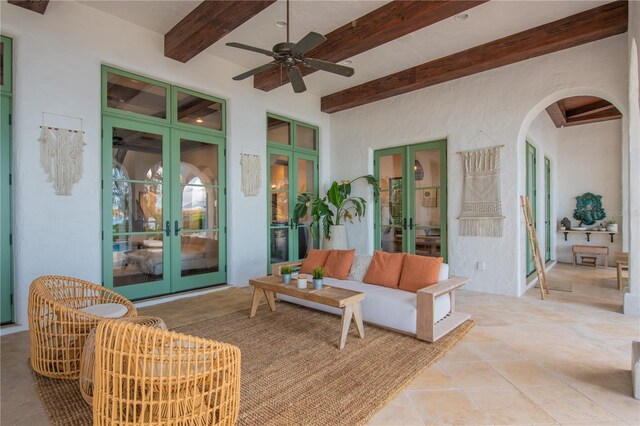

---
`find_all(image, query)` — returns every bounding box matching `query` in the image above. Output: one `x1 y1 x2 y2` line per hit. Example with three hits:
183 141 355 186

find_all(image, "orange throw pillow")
299 249 331 274
398 254 443 292
363 251 406 288
324 249 356 279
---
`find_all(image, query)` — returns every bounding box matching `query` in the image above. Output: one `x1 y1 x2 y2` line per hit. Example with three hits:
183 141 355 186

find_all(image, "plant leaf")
326 182 344 209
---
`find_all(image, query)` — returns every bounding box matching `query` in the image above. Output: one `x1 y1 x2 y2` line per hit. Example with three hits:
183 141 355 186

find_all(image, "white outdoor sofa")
272 256 470 342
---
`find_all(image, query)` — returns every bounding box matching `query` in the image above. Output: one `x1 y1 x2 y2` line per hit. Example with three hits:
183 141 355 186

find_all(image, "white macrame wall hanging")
240 153 261 196
458 142 505 237
39 113 86 196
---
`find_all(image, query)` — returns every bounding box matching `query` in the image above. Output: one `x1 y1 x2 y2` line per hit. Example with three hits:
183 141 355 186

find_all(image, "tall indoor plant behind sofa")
273 250 470 343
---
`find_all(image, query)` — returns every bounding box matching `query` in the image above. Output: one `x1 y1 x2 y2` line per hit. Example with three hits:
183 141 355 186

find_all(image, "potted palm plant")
312 267 325 290
293 175 380 249
280 265 293 284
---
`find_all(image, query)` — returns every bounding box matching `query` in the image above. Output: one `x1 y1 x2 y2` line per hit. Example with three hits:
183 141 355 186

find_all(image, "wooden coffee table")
248 275 365 349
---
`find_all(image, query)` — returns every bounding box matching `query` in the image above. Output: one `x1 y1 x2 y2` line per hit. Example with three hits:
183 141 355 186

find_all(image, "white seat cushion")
278 277 450 335
79 303 128 318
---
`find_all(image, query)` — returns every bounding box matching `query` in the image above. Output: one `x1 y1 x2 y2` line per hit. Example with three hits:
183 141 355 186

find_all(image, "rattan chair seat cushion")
78 303 129 318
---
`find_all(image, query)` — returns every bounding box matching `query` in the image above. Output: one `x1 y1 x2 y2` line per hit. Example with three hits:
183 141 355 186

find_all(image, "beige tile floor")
2 263 639 425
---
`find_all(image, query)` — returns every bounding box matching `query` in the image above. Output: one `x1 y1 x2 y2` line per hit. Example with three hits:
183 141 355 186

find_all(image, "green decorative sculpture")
573 192 606 226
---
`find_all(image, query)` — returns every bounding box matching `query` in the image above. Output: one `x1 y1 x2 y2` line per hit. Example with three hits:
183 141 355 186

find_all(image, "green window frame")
1 35 12 95
525 141 537 276
544 156 552 263
373 140 448 262
266 113 319 273
1 35 13 323
101 65 227 300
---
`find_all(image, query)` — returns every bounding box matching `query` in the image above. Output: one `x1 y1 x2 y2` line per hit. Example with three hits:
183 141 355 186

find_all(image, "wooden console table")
560 229 617 243
572 245 609 267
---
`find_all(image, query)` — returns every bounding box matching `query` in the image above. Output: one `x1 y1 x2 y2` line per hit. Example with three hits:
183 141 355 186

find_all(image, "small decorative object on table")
280 265 293 284
605 219 618 233
297 274 308 289
312 267 325 290
561 217 572 230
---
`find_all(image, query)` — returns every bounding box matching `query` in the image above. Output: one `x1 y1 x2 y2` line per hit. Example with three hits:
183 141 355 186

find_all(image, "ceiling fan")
226 0 354 93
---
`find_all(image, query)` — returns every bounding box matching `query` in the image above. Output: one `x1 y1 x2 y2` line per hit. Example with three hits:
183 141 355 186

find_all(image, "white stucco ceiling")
79 0 613 96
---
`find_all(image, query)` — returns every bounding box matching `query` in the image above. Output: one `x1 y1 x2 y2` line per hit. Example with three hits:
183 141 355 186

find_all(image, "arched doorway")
516 89 627 297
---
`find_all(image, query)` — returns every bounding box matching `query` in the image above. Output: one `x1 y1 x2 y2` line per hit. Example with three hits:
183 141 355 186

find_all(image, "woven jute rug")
31 302 473 426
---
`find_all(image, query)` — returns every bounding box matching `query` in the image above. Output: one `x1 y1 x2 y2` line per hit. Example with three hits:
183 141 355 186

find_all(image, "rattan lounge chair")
93 319 241 425
28 275 137 379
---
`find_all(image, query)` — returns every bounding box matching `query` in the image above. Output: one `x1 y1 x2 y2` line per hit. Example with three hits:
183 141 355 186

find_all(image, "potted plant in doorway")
293 175 380 249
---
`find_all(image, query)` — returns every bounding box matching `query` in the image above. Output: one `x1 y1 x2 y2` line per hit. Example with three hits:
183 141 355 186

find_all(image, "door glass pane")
106 72 166 118
381 227 403 253
297 158 314 193
414 149 441 256
182 186 217 230
0 41 4 87
113 234 164 287
296 125 316 150
267 117 290 145
414 149 440 227
177 91 223 130
112 182 163 233
112 128 163 182
379 154 403 189
270 155 289 190
271 192 288 225
180 231 219 276
297 226 312 259
271 228 289 263
180 139 217 185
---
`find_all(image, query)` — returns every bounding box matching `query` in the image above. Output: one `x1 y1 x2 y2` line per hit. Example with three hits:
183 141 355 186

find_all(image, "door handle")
289 218 294 230
402 218 407 231
174 220 182 236
165 221 171 237
409 218 414 231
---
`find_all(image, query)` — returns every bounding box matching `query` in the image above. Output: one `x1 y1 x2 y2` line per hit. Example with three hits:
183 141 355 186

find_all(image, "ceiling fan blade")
304 58 354 77
233 63 277 81
287 66 307 93
291 32 326 55
226 42 275 57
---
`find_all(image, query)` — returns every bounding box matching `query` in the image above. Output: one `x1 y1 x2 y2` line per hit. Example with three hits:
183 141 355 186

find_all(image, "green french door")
525 142 537 275
102 66 227 300
544 156 551 262
374 140 448 261
103 119 226 299
103 116 172 299
170 129 226 292
268 147 318 270
266 113 319 273
1 35 13 324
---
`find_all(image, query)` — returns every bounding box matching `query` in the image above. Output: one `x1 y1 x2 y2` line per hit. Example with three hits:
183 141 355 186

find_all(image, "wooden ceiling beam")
564 109 622 127
321 1 628 114
565 99 616 119
253 0 488 92
165 0 276 63
7 0 49 14
546 102 567 128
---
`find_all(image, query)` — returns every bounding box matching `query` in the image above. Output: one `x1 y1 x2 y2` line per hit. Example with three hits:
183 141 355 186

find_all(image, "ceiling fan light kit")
226 0 354 93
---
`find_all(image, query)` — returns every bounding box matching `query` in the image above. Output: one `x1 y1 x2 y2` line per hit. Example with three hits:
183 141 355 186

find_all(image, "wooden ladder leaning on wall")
521 195 549 299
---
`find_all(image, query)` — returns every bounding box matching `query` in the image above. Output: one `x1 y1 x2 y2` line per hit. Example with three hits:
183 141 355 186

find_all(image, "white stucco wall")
624 0 640 315
1 1 331 329
330 35 627 297
556 120 623 266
